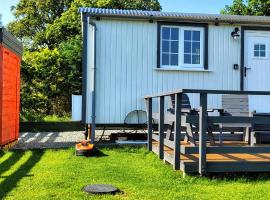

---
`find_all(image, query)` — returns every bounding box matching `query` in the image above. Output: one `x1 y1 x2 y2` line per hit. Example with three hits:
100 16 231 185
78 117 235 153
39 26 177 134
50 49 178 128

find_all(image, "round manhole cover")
83 184 119 195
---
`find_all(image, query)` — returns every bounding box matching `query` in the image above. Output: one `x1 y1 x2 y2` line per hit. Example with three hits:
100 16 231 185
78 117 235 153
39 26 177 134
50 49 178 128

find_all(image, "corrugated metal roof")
78 7 270 25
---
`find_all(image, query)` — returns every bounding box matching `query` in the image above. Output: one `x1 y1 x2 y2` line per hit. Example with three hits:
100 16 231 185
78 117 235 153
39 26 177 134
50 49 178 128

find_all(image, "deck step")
152 142 270 173
182 145 270 154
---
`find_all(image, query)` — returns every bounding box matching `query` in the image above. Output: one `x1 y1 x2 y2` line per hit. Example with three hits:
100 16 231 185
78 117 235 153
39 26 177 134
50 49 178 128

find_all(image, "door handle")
244 67 251 77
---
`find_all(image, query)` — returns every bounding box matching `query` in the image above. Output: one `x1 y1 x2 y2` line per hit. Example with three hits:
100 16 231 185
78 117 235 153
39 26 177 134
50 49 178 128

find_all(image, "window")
159 24 206 69
161 27 179 66
184 30 201 65
254 44 266 58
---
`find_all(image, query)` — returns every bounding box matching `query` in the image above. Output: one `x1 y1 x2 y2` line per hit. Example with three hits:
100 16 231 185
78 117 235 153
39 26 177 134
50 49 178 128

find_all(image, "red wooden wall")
0 44 21 146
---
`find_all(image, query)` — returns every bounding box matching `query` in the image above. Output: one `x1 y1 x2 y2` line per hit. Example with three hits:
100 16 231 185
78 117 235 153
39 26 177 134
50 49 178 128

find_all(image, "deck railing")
144 89 270 175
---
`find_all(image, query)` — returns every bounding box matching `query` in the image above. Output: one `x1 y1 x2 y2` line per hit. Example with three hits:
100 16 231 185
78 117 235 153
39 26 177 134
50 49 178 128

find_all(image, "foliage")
20 43 81 118
8 0 74 49
20 113 71 122
8 0 161 120
221 0 270 16
1 147 270 199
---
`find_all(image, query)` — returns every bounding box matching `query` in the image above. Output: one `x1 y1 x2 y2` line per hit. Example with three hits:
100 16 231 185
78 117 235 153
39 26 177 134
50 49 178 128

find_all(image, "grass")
20 114 71 122
42 115 71 122
0 147 270 200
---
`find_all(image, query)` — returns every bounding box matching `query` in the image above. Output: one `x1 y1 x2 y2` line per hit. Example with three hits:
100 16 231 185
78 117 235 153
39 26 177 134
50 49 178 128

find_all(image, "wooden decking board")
152 141 270 173
181 153 270 162
182 162 270 173
184 153 270 162
152 132 244 141
153 142 270 162
154 140 270 147
183 146 270 154
180 141 249 147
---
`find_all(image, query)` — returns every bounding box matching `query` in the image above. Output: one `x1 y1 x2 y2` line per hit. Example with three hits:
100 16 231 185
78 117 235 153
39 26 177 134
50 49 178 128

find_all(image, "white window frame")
160 25 205 69
253 43 268 60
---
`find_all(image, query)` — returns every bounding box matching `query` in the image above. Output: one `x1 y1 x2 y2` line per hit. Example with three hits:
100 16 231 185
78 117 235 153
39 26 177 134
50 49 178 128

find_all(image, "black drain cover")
83 184 119 195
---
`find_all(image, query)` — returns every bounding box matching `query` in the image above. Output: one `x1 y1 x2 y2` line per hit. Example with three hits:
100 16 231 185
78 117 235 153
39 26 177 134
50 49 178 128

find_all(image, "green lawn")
0 147 270 200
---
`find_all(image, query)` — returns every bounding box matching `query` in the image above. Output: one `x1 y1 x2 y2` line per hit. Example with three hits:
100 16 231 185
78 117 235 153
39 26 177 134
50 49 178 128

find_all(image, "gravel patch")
12 131 85 150
11 130 145 150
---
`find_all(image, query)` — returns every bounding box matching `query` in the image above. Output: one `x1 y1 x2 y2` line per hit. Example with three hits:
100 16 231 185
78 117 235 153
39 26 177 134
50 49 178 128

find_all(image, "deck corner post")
159 96 165 159
146 98 153 151
199 92 207 176
174 93 182 170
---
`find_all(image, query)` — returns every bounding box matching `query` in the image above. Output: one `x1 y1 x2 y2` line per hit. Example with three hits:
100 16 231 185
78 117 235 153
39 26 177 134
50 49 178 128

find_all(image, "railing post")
174 93 182 170
199 93 207 176
159 96 165 159
146 98 153 151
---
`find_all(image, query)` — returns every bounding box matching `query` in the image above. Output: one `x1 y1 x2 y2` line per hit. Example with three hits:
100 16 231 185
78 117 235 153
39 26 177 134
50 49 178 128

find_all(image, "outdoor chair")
165 94 215 146
216 94 253 145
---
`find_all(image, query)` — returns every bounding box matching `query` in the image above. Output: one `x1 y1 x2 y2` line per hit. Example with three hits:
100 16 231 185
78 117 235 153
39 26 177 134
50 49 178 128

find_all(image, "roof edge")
0 28 23 57
78 7 270 25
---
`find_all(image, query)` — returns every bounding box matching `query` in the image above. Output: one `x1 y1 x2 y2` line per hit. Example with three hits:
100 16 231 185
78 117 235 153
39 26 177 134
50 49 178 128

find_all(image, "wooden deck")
145 89 270 175
152 141 270 173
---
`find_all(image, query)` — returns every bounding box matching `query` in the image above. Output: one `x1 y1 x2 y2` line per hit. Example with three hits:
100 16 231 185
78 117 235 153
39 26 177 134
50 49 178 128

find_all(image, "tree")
9 0 74 49
46 0 161 46
221 0 270 16
8 0 161 120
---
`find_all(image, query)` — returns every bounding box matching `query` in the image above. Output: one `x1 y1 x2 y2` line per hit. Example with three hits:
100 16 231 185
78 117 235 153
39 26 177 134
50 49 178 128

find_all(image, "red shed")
0 28 23 148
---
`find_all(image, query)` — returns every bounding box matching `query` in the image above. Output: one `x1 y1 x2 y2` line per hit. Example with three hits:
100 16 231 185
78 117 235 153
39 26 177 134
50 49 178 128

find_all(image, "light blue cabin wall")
89 19 241 124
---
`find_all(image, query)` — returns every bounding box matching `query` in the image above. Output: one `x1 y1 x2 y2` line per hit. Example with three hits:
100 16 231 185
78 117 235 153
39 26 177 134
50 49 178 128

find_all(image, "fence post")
199 93 207 175
146 98 153 151
159 96 165 159
174 93 182 170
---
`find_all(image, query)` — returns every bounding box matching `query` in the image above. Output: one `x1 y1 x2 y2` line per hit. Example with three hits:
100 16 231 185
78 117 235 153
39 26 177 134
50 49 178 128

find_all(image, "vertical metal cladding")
91 19 240 124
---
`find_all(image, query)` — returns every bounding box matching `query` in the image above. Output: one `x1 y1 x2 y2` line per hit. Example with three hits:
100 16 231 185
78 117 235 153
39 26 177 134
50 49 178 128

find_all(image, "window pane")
254 51 259 57
260 44 266 51
162 53 169 65
171 28 179 40
192 31 200 41
192 42 200 54
192 55 200 64
184 30 191 41
171 54 178 65
162 27 170 40
162 41 169 53
260 50 266 57
184 54 191 64
254 44 260 51
171 41 179 53
184 41 191 53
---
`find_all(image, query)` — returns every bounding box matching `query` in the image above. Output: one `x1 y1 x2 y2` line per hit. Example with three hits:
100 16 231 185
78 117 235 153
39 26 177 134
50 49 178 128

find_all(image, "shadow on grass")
80 148 108 158
0 151 25 176
0 150 44 199
207 172 270 182
92 148 108 157
0 150 4 158
98 145 146 153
